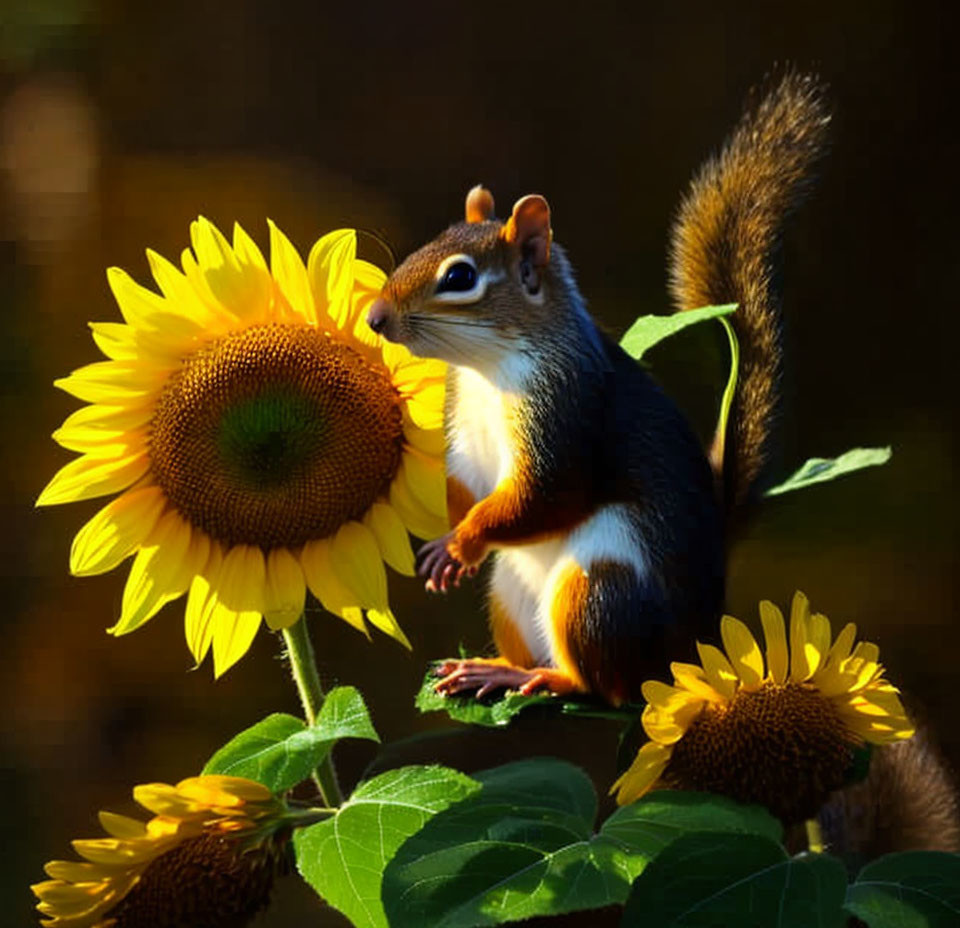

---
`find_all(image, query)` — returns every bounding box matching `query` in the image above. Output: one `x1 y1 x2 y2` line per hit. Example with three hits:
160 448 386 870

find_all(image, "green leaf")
602 791 782 861
315 684 380 743
621 832 848 928
416 662 635 728
765 446 892 497
844 851 960 928
382 766 783 927
294 765 480 928
619 303 738 361
202 686 378 793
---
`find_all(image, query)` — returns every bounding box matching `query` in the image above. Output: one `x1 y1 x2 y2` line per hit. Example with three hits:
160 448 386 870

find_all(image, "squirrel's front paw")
416 533 475 593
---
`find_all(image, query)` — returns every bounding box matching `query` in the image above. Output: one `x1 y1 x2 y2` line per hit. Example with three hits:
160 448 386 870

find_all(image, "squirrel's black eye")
436 260 478 294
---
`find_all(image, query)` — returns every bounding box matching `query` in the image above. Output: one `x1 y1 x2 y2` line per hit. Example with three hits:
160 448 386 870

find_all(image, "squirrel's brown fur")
818 729 960 864
669 72 830 509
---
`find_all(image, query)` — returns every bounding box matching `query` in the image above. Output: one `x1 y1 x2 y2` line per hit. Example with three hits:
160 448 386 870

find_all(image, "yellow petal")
837 692 915 744
353 256 387 292
147 246 228 329
33 878 118 915
402 416 446 457
610 742 673 806
845 658 885 693
184 544 224 665
97 811 148 839
759 600 789 684
403 380 445 430
232 222 269 273
382 339 414 373
215 544 267 615
789 591 814 681
306 228 355 328
393 357 447 394
211 605 262 678
269 219 316 325
850 641 880 665
109 512 203 635
133 782 201 817
670 662 723 702
696 642 738 699
388 468 449 540
329 521 388 610
640 680 705 743
401 448 448 519
89 320 139 359
56 401 153 437
53 421 147 454
844 687 908 718
177 774 272 804
263 547 306 630
192 216 269 324
364 502 416 576
347 289 385 353
366 608 412 649
71 837 157 866
69 485 166 576
804 612 832 676
107 266 204 337
42 860 109 882
55 359 168 404
89 320 184 364
300 538 369 635
34 885 124 921
720 615 764 688
824 622 858 670
36 450 149 507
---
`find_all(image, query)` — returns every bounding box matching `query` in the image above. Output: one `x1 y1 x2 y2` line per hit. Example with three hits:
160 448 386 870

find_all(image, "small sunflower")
612 592 914 824
37 219 448 675
32 775 293 928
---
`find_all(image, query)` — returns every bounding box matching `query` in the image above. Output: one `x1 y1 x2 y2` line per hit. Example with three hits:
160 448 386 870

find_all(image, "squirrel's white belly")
448 368 652 666
446 366 515 501
492 505 651 667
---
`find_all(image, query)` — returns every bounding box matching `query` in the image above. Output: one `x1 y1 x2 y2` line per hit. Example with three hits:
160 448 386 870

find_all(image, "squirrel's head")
367 186 558 370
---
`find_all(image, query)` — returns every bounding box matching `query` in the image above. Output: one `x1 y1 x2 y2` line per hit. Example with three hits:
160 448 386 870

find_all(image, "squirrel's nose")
367 298 394 335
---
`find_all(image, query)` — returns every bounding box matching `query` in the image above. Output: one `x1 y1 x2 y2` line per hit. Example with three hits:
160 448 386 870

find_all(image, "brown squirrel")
365 73 829 707
366 77 960 858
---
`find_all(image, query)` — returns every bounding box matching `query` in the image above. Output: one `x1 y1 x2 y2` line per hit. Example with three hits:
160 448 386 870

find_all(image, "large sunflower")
32 775 293 928
37 219 448 675
612 592 914 824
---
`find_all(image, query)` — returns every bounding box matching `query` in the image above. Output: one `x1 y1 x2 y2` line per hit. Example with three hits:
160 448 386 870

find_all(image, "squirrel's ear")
465 185 495 223
500 194 552 268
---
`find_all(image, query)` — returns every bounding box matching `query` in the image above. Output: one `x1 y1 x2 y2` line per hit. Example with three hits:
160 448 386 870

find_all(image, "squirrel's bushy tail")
669 72 830 511
817 729 960 862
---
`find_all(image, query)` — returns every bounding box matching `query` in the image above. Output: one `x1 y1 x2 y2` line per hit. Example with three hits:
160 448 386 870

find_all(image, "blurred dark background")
1 1 955 924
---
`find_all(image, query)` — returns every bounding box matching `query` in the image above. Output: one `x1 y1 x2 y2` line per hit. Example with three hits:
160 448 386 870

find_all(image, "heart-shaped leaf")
294 764 480 928
621 832 847 927
844 851 960 928
382 762 783 927
202 686 378 792
619 304 738 361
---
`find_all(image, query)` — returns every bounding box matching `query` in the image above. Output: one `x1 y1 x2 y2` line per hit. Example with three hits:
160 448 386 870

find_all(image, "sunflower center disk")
664 681 856 824
107 830 280 928
150 324 403 548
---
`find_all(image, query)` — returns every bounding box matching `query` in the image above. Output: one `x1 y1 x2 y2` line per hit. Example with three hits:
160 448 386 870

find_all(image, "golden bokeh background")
2 2 954 924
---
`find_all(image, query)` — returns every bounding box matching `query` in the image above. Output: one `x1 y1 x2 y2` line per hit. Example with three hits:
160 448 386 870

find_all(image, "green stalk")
282 616 344 807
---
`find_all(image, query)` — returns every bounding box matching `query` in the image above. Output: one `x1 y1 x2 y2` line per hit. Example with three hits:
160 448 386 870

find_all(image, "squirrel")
365 73 829 706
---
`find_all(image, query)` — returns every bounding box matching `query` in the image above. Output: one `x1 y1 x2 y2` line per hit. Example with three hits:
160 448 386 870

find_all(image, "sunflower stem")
805 817 825 853
282 617 344 807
